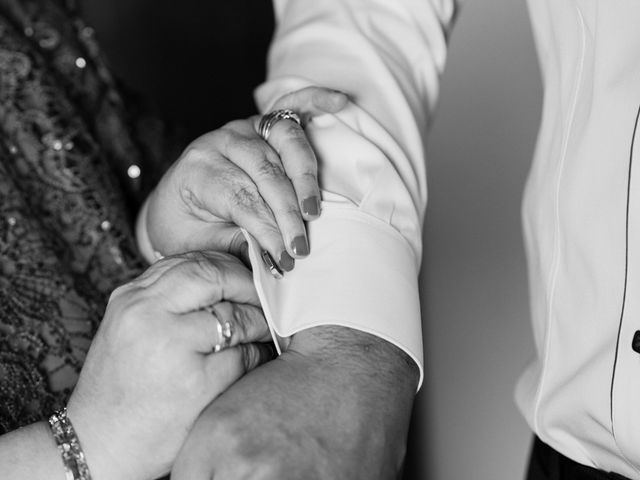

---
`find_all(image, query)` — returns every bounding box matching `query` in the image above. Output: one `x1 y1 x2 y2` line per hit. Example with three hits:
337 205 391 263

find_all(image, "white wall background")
413 0 542 478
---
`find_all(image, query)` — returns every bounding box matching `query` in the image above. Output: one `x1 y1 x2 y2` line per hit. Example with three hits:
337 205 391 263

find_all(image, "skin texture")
172 326 419 480
144 87 348 270
0 252 274 480
145 87 418 478
67 252 273 480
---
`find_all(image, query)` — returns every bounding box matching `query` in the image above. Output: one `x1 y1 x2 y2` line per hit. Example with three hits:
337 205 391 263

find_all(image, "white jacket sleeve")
247 0 456 388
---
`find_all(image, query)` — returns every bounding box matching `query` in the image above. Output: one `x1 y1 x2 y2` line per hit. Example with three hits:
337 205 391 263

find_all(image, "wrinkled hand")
144 87 348 272
171 326 419 480
67 252 272 480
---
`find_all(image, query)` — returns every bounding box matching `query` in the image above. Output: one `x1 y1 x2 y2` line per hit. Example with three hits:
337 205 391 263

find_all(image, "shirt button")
633 331 640 354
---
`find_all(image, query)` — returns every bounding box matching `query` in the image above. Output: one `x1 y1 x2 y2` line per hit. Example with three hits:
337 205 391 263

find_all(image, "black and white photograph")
0 1 638 479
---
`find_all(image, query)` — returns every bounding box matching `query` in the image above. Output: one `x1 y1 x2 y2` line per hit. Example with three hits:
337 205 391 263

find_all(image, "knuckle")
227 118 257 138
233 136 262 160
164 252 224 289
281 121 305 140
262 148 281 165
256 160 286 181
216 123 243 147
258 220 282 242
188 252 224 284
231 305 250 340
282 205 304 225
108 284 130 304
229 184 260 210
116 297 152 340
178 184 203 213
179 144 210 170
295 170 318 183
285 204 303 217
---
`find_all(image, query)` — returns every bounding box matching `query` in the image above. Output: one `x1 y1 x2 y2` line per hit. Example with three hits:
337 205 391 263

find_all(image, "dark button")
633 331 640 354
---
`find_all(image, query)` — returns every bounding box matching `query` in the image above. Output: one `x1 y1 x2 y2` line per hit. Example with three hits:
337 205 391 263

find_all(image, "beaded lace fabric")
0 0 176 433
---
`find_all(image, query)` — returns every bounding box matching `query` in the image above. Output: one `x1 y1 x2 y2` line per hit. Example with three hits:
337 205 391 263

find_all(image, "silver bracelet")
48 408 93 480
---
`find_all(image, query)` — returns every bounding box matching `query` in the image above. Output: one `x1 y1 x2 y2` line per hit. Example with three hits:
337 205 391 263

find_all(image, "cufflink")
261 250 284 279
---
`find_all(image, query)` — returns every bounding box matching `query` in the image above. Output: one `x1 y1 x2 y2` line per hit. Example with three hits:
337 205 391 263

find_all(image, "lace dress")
0 0 177 433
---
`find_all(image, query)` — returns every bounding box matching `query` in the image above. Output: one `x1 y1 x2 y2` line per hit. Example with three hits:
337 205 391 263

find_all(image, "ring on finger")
207 307 234 353
258 109 302 142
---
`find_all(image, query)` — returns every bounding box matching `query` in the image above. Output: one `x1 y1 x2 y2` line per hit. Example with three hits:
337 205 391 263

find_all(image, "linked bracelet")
48 408 93 480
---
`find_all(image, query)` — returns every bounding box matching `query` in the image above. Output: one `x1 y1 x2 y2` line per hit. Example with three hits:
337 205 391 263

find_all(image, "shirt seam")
319 202 422 263
609 100 640 477
532 4 587 443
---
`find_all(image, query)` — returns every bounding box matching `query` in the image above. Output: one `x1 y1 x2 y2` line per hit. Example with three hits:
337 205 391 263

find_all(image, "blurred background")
82 0 542 478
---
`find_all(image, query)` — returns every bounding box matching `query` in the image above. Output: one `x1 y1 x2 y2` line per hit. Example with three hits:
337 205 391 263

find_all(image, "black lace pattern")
0 0 175 432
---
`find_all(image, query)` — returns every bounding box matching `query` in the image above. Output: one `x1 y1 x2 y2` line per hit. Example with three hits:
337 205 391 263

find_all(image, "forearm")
288 325 419 468
177 325 419 479
251 0 458 382
289 325 419 392
0 422 66 479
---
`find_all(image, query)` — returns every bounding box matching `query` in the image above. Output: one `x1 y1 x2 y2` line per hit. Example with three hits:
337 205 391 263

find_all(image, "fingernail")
279 251 295 272
291 236 309 256
302 196 321 216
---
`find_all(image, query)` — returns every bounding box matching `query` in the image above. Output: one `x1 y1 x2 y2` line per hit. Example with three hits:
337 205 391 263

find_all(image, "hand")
171 326 419 480
144 87 348 272
66 252 273 480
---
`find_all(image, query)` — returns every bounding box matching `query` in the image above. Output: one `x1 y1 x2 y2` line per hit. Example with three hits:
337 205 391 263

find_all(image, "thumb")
271 86 349 124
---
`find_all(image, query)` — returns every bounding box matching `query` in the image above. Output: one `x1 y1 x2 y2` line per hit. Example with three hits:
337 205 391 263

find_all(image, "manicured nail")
279 251 295 272
302 196 321 216
291 236 309 256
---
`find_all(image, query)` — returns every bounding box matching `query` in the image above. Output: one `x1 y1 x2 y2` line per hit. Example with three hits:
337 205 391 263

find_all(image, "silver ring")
208 307 233 353
258 109 302 142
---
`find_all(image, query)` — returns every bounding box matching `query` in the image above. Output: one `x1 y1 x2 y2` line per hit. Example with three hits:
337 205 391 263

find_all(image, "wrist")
65 402 133 480
289 325 420 390
285 326 418 473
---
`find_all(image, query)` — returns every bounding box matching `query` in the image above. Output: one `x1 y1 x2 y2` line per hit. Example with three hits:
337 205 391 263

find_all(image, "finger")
221 123 310 257
259 115 322 223
181 302 271 353
189 156 295 272
271 86 349 124
150 251 260 312
220 176 296 270
203 342 277 393
212 302 271 344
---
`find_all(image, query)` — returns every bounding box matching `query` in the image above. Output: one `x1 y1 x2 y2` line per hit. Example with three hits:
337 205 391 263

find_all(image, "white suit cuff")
244 204 424 389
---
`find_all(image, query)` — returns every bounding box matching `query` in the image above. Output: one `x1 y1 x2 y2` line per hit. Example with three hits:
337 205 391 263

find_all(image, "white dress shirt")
248 0 457 389
515 1 640 477
257 0 640 477
139 0 640 474
135 0 456 386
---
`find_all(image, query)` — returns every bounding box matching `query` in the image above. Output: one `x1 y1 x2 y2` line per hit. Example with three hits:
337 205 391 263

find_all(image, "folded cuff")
244 203 424 389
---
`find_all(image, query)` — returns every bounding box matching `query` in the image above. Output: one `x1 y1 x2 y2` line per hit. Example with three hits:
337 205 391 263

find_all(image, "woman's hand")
66 252 272 480
142 87 348 272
